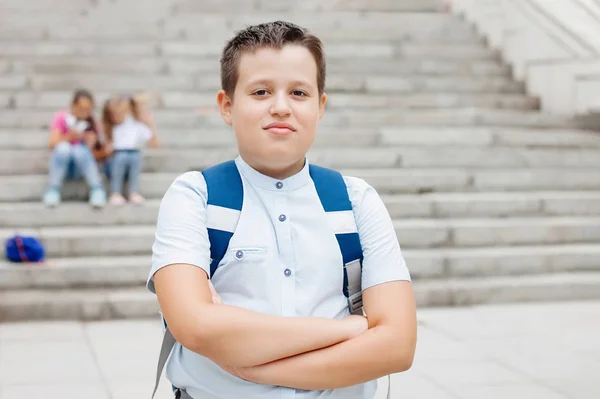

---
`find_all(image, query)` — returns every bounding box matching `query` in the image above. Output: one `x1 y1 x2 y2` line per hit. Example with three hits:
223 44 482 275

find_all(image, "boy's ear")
217 90 233 126
318 93 327 120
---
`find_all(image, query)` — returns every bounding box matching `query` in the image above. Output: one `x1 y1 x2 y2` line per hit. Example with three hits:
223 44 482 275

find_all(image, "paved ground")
0 300 598 399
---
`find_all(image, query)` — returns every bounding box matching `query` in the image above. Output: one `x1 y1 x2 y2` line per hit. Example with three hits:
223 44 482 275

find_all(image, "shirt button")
284 268 292 277
278 214 287 222
276 182 283 189
235 250 244 260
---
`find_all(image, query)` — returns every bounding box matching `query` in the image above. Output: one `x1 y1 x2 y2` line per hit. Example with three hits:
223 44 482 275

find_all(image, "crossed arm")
154 264 416 390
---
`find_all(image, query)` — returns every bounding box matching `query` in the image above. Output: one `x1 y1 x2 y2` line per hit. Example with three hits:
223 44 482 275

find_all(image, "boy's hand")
208 280 222 305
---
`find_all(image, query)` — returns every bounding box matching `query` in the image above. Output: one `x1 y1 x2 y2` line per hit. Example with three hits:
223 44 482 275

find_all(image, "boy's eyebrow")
246 78 315 88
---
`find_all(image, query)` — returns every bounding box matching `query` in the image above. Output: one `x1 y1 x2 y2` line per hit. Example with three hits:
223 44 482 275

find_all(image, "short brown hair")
220 21 326 98
72 88 94 105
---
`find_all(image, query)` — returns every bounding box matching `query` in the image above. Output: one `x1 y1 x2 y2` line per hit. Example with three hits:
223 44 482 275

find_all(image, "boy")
148 21 416 399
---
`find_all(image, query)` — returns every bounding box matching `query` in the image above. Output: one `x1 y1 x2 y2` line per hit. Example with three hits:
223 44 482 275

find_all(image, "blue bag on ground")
4 235 45 263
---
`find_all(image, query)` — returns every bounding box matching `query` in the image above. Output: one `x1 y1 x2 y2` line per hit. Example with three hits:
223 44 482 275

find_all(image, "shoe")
43 188 61 207
129 192 146 205
89 187 107 208
109 193 126 206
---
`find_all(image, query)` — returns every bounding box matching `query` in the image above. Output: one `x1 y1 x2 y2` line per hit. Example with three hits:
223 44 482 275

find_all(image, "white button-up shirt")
148 156 411 399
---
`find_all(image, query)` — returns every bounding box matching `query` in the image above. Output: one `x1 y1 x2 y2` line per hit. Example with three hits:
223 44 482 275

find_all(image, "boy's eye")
292 90 307 97
253 89 269 96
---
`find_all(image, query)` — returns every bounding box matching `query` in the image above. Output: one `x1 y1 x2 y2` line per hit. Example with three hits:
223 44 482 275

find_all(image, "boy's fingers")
208 280 223 304
208 280 217 295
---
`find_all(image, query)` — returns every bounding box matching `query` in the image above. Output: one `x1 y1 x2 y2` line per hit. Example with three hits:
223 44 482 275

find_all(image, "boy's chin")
252 149 307 168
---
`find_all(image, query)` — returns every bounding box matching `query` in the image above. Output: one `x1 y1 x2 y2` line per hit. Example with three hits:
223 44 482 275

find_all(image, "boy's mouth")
263 122 296 136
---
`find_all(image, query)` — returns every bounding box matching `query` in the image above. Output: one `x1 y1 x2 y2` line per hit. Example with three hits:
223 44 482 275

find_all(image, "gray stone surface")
0 42 158 57
2 277 600 321
1 301 599 398
0 75 28 90
4 216 600 255
0 93 10 108
5 167 600 203
2 192 600 229
0 108 572 128
5 91 537 111
0 255 150 290
4 58 512 76
0 225 156 257
3 242 600 290
27 144 600 174
395 217 600 248
3 126 599 150
1 0 600 320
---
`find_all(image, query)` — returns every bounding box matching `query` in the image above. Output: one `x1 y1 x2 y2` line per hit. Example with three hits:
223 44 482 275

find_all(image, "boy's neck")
242 156 306 181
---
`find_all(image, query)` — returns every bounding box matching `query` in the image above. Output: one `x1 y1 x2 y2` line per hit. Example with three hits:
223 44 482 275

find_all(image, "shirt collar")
235 155 312 191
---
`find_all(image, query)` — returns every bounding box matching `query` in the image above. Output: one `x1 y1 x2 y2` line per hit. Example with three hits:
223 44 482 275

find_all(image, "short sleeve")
136 121 153 144
147 171 211 294
344 176 411 291
50 111 67 133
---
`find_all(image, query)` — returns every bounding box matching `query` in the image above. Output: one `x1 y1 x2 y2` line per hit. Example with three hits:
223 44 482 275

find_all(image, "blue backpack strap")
154 161 244 399
309 165 364 314
202 160 244 278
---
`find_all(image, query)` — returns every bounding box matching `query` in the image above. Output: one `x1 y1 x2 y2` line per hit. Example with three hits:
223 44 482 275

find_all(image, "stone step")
2 244 599 290
3 217 600 257
171 0 444 12
1 14 479 43
377 126 600 148
3 191 600 228
0 256 151 290
6 144 600 175
4 58 511 76
392 217 600 248
4 73 521 93
1 272 598 320
0 41 497 60
4 91 537 111
385 191 600 219
414 272 600 308
0 108 572 129
2 126 598 150
0 0 442 15
0 91 9 107
161 12 476 42
326 93 536 110
5 167 600 202
0 5 88 15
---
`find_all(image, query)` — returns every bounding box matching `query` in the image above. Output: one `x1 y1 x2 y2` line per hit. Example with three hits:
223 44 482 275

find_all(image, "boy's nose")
269 94 292 117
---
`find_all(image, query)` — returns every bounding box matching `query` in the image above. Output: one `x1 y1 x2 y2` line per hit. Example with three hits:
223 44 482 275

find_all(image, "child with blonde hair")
102 93 160 205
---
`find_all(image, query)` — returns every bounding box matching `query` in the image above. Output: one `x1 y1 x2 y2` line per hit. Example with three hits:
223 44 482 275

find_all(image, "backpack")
5 235 45 263
152 160 365 399
203 160 364 310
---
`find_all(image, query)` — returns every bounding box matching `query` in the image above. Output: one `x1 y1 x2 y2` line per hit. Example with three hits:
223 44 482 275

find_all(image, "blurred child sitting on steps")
43 89 107 208
102 93 160 206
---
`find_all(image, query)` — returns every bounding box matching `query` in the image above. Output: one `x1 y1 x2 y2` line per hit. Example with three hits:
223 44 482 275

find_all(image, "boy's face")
217 44 327 175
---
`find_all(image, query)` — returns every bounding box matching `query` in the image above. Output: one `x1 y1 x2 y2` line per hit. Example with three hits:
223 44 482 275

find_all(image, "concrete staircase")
1 0 600 321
